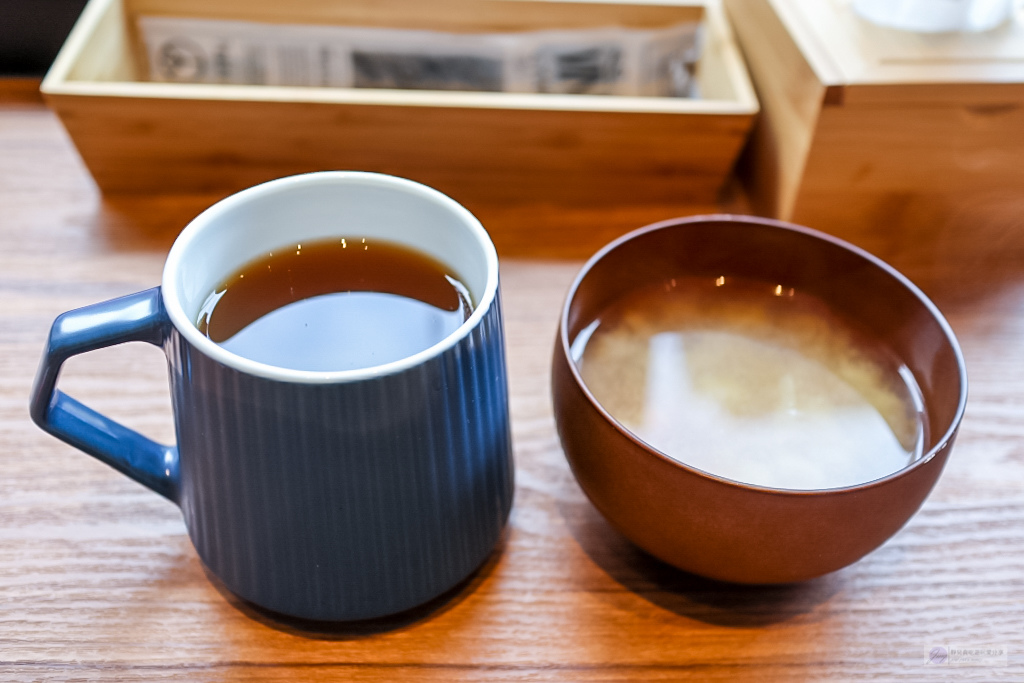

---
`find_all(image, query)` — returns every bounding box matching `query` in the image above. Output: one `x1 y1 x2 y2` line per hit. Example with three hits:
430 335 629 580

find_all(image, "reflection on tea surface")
572 275 927 490
197 238 473 372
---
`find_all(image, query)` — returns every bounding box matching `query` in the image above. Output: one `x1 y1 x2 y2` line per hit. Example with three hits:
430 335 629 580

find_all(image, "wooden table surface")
2 84 1024 681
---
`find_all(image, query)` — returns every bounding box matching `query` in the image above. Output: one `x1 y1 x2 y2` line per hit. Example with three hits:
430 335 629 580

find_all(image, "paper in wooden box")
42 0 758 206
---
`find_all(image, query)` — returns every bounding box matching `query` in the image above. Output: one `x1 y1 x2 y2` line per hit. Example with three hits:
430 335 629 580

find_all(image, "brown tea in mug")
196 238 473 372
573 275 928 490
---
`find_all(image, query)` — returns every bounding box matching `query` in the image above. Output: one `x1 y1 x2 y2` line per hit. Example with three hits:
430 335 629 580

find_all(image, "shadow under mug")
30 172 515 621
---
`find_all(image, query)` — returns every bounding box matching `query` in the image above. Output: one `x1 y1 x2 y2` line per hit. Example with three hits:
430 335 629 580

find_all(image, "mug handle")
29 287 180 503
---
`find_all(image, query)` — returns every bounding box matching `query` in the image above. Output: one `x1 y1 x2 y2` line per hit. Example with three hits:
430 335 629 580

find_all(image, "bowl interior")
561 216 966 491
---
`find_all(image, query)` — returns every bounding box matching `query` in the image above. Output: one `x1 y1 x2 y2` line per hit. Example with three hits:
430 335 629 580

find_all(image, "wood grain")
0 78 44 104
724 0 1024 236
40 0 756 205
3 99 1024 681
722 0 825 220
767 0 1024 86
125 0 706 32
45 92 753 205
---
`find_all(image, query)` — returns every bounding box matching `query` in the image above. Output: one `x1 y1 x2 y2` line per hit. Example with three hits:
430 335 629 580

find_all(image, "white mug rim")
161 171 499 384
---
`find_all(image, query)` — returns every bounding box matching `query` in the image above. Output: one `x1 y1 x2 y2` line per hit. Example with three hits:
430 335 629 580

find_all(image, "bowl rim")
557 213 969 496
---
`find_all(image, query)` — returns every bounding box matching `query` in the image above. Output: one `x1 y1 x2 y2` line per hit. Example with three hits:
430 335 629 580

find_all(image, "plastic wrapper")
139 16 703 98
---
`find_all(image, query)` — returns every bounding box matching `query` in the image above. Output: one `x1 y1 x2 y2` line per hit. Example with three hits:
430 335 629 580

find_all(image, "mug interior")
163 172 498 382
561 215 967 491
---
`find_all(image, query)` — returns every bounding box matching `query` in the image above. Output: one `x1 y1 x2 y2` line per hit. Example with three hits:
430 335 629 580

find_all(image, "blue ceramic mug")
30 172 514 621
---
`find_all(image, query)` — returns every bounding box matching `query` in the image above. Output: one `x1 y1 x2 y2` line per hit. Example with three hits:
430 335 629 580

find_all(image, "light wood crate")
41 0 757 207
724 0 1024 236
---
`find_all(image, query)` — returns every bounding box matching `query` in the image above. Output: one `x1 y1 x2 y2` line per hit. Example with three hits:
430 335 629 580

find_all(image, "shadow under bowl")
551 215 967 584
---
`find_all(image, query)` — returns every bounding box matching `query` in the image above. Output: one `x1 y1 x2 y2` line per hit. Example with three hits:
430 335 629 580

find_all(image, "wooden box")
41 0 757 207
724 0 1024 237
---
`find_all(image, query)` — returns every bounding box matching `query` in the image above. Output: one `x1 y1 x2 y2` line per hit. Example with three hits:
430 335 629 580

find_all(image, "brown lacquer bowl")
552 215 967 584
